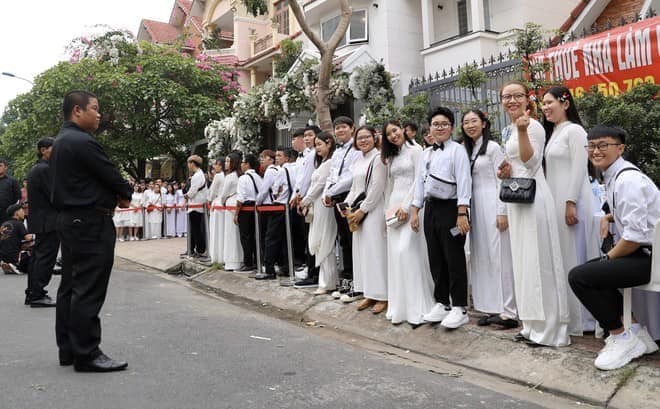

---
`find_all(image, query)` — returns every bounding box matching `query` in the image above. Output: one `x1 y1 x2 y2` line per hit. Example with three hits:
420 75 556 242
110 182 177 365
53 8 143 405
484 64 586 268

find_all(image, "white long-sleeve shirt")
323 139 360 198
412 138 472 208
272 162 296 204
256 165 278 205
294 147 315 198
604 157 659 245
236 169 262 203
186 168 208 213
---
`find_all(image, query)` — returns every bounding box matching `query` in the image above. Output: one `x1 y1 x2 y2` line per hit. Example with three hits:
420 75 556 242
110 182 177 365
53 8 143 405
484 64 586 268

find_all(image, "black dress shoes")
30 295 56 308
254 272 276 280
74 353 128 373
237 265 256 272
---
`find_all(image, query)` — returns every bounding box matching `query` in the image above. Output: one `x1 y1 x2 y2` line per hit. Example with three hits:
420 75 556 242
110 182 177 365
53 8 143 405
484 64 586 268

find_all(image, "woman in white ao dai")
381 121 435 326
461 110 517 327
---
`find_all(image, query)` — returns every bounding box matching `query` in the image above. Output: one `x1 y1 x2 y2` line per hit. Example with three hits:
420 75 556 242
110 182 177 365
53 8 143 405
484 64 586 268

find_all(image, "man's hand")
323 196 333 207
410 207 420 233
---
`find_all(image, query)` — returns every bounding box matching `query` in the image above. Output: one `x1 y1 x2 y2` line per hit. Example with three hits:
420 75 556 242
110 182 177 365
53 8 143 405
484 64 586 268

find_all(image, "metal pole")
254 205 262 274
141 207 147 240
202 203 210 257
186 206 192 256
280 202 295 287
163 205 168 238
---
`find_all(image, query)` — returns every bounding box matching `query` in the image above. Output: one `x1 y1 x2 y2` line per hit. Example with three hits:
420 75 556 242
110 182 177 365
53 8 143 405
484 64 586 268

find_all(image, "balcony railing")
204 47 237 56
254 33 273 54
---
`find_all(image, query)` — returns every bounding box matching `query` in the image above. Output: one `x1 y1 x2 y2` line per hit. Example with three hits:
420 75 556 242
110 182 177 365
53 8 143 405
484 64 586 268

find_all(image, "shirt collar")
603 157 626 186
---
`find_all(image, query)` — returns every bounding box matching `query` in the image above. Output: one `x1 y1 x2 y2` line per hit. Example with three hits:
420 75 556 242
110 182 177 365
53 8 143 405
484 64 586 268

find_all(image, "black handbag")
500 178 536 203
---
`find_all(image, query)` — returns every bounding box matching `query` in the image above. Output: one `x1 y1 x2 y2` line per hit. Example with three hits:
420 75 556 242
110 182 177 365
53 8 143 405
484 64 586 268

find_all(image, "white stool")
622 220 660 329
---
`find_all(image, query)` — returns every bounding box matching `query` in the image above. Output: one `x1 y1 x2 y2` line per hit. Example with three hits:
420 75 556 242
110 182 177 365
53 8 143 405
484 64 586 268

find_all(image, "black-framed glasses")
431 122 451 129
585 142 622 152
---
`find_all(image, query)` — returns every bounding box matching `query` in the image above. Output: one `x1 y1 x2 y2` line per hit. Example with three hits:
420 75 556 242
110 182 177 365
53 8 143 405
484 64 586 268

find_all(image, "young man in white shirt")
292 126 321 287
235 154 262 272
258 147 296 280
569 125 659 371
410 107 472 329
322 117 359 298
184 155 208 259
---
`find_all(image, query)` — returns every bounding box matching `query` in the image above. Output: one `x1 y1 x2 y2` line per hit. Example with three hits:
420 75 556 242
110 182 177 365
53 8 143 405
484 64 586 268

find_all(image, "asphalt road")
0 260 564 409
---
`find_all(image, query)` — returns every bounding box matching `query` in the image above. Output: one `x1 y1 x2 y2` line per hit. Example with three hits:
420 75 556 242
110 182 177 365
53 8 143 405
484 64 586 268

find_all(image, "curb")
185 268 659 409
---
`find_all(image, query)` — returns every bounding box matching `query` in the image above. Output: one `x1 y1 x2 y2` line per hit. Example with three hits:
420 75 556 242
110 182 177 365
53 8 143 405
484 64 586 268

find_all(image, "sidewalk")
115 238 660 409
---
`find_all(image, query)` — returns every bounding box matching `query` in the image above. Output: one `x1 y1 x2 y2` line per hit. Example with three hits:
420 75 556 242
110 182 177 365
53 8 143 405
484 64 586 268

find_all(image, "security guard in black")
50 91 132 372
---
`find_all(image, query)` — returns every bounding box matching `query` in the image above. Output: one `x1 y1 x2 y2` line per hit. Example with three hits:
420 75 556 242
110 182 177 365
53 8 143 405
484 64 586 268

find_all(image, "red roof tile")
142 19 182 44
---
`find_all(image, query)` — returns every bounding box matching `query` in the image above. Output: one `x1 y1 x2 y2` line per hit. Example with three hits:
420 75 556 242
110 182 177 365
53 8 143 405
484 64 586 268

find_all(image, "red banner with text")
530 16 660 97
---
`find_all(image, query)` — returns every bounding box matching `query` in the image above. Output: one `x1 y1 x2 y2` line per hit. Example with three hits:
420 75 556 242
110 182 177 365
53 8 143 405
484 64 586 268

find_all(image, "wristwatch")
600 253 610 261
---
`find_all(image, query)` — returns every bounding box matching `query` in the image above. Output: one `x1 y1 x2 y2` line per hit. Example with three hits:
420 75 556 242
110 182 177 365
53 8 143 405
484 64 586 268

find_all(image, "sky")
0 0 172 116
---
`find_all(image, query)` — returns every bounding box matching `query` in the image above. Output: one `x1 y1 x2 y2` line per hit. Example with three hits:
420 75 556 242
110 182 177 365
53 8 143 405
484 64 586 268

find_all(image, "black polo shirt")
0 219 27 263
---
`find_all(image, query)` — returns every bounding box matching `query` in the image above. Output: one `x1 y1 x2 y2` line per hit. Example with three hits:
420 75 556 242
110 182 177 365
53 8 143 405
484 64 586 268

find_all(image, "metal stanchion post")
163 205 168 239
186 206 192 256
280 202 295 287
202 204 210 257
141 207 147 240
254 205 262 274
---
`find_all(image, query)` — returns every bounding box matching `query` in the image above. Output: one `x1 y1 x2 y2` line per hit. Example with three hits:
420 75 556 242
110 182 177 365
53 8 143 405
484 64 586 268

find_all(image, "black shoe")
513 333 527 343
478 314 496 326
74 353 128 373
294 277 318 288
59 350 74 366
254 272 276 280
30 295 56 308
487 315 519 329
238 265 256 272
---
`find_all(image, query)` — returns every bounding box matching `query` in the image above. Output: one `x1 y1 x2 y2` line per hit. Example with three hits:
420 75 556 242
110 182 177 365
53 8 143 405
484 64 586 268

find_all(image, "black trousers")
423 199 468 307
569 249 651 331
264 209 287 275
55 209 116 360
238 204 257 267
189 211 206 254
290 210 306 266
332 193 352 280
27 230 59 300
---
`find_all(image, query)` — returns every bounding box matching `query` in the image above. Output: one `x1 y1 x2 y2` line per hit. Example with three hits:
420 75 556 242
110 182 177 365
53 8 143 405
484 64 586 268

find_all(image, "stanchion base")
279 278 296 287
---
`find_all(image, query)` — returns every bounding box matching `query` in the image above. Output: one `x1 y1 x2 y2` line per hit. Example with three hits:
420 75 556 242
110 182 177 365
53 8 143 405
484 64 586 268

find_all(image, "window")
275 1 289 35
457 0 469 35
349 10 368 42
320 9 368 47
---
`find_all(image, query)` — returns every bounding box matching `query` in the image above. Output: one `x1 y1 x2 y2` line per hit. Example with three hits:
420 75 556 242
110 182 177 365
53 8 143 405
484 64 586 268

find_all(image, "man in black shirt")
25 137 58 307
0 204 33 274
50 90 132 373
0 159 21 224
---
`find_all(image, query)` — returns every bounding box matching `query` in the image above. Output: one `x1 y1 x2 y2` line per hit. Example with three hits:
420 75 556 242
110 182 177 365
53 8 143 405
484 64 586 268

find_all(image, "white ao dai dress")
505 119 570 346
130 192 144 228
385 142 435 325
345 148 388 301
146 190 163 239
164 193 177 237
301 160 337 291
468 138 516 318
208 173 225 263
544 121 600 335
221 172 243 270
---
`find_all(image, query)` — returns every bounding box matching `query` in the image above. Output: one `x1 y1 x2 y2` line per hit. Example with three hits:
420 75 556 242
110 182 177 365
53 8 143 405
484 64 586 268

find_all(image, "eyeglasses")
500 93 527 102
585 142 622 152
356 135 374 141
462 119 481 126
431 122 452 129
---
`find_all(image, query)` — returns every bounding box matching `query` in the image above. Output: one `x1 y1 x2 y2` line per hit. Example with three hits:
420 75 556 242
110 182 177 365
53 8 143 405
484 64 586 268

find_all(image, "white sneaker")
634 327 659 355
118 238 125 242
340 291 363 303
422 303 451 323
331 290 342 299
594 331 647 370
441 307 469 329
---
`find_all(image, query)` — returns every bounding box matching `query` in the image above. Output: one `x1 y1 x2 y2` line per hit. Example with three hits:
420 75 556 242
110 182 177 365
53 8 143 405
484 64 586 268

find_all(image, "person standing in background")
0 159 21 224
25 137 58 307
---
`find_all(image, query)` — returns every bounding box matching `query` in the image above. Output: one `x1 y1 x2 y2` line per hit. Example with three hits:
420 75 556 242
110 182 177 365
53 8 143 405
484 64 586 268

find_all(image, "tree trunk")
316 52 334 132
288 0 352 132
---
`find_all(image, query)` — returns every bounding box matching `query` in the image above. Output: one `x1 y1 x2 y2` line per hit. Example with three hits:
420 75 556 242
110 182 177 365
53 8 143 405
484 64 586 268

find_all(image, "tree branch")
289 0 326 54
326 0 352 51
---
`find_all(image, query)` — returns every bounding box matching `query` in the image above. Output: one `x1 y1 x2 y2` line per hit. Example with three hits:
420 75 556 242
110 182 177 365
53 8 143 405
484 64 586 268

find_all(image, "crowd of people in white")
119 81 660 372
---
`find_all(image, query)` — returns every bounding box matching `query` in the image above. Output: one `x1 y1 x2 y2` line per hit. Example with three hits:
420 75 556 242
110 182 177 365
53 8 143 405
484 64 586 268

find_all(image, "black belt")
425 197 457 203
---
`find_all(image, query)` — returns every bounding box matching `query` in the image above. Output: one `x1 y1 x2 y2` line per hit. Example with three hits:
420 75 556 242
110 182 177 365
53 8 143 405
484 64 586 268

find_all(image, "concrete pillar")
249 29 257 57
421 0 434 48
250 68 256 88
470 0 485 32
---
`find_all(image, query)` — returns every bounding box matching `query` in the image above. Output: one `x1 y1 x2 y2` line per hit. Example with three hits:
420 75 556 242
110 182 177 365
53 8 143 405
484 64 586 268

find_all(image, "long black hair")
381 119 415 165
314 131 336 168
461 109 491 161
227 152 242 175
542 86 583 140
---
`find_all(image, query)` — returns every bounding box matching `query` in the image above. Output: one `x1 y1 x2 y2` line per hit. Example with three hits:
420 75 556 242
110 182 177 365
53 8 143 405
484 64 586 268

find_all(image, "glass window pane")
321 16 339 42
350 10 367 41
